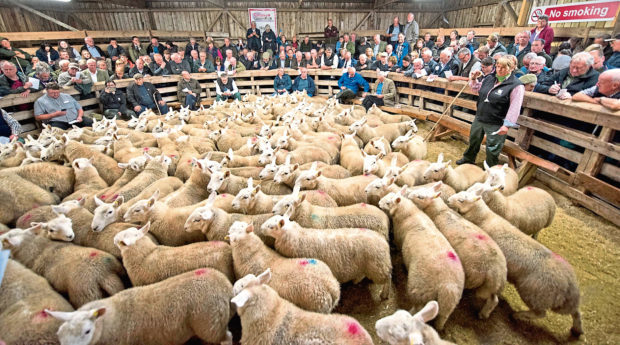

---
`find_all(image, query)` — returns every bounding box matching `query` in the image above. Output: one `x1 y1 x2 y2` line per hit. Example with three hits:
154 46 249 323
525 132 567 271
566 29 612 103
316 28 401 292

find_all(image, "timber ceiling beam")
501 0 519 23
80 0 147 7
9 0 79 31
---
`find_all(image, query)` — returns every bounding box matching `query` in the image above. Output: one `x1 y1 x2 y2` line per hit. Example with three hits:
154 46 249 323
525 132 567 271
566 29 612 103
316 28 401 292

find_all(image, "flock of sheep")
0 93 582 345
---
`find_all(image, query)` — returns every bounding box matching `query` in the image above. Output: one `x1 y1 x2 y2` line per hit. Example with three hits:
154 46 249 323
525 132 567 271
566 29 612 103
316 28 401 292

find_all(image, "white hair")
58 60 70 67
522 30 531 38
571 52 594 66
440 49 452 58
523 52 537 61
359 54 367 60
86 59 96 64
423 50 433 57
413 58 424 65
533 56 546 65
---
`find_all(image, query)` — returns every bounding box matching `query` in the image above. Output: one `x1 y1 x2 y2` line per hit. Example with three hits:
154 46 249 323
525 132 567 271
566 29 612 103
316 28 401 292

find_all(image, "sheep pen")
0 95 618 345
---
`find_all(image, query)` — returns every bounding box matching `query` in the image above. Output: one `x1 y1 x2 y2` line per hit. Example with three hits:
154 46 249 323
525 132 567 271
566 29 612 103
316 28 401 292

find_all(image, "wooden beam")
225 10 246 32
206 11 225 32
501 0 519 24
9 0 79 31
67 14 90 31
575 172 620 207
517 0 532 26
493 2 505 28
353 11 374 31
375 0 402 10
106 0 146 7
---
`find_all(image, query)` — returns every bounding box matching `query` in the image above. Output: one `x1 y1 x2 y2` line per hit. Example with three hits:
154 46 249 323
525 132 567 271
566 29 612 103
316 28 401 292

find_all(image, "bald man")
572 69 620 111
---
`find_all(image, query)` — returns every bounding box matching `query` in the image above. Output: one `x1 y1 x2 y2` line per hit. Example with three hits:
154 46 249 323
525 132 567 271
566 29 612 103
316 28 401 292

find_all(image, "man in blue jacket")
291 67 316 96
273 68 292 96
335 67 369 103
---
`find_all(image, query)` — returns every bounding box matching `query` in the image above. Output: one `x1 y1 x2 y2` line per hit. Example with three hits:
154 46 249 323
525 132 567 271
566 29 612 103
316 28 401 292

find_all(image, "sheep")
15 199 85 229
375 301 456 345
272 159 352 187
364 176 456 206
271 188 390 240
1 226 125 308
107 154 170 203
367 103 411 123
362 151 409 177
207 169 292 196
350 118 418 144
472 181 556 238
407 182 507 319
173 135 201 181
228 221 340 313
232 178 337 214
71 157 108 192
364 136 392 155
389 159 431 187
0 174 60 224
209 128 245 152
379 190 464 330
64 140 123 185
162 162 213 207
46 268 234 345
295 162 380 206
340 131 364 175
20 150 44 166
447 188 583 336
274 129 340 163
114 222 234 285
122 190 207 246
95 161 144 203
0 141 26 167
2 162 75 200
423 153 486 192
231 271 373 345
0 259 74 345
261 211 391 299
392 129 427 161
483 161 519 195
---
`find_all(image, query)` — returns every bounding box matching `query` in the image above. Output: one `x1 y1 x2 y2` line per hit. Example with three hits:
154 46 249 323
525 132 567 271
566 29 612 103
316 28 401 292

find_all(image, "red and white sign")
528 0 620 24
248 8 278 35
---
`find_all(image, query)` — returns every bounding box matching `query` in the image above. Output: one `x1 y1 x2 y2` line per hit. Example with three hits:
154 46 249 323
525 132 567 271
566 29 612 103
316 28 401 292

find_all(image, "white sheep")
392 129 427 161
483 161 518 195
423 153 486 192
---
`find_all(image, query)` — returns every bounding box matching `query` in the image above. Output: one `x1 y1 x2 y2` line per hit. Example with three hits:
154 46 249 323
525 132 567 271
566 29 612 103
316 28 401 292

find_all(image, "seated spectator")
362 71 396 110
421 49 437 75
373 52 389 71
34 83 93 129
83 58 110 83
335 36 344 53
449 48 481 81
387 56 399 72
241 51 258 70
236 38 245 52
290 51 305 70
36 42 59 67
53 59 70 79
129 57 152 78
58 62 93 98
0 107 21 144
129 36 147 63
607 33 620 69
106 38 125 64
272 51 288 70
26 57 40 77
300 36 313 53
412 38 424 57
57 40 80 61
284 49 295 67
365 47 375 62
165 41 179 54
214 57 225 72
31 63 56 91
587 46 607 73
432 36 447 60
193 51 215 73
530 38 552 68
273 67 292 96
215 73 241 101
291 67 316 96
385 44 394 58
320 47 339 70
127 74 168 115
476 45 490 61
226 57 245 75
187 49 201 67
0 37 31 70
357 37 371 59
259 52 274 70
405 57 427 78
164 51 172 62
150 53 171 76
594 33 613 61
80 50 92 63
0 61 37 97
169 53 191 75
486 34 507 57
519 73 537 92
220 37 237 58
177 71 202 110
509 31 531 65
526 56 553 93
306 50 320 69
431 49 458 77
393 33 410 67
100 80 136 119
58 50 73 65
423 32 434 49
355 54 372 71
97 59 112 76
552 49 572 71
335 67 369 104
371 34 387 57
80 37 105 60
538 52 599 96
117 54 133 72
572 69 620 111
339 51 356 70
480 57 495 76
398 55 413 74
185 37 201 57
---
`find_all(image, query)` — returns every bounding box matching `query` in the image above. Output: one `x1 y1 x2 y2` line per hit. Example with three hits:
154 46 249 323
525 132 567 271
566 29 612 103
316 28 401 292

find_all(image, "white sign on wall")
528 0 620 24
248 8 278 34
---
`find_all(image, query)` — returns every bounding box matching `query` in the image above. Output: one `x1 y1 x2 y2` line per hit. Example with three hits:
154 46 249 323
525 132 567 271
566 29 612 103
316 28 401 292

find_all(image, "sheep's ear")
399 185 408 196
89 307 106 320
413 301 439 323
291 163 299 171
231 290 251 308
387 177 395 185
361 150 367 157
437 153 444 163
278 218 286 227
502 163 509 171
298 193 307 203
28 223 46 235
44 309 74 321
94 196 105 207
140 221 151 235
78 197 86 206
253 185 261 194
390 155 397 166
224 170 231 178
395 196 402 204
118 162 129 169
245 224 254 233
257 268 272 285
227 148 234 160
113 196 124 208
445 160 452 166
377 152 385 160
247 177 253 188
483 160 490 171
206 191 217 206
432 181 443 191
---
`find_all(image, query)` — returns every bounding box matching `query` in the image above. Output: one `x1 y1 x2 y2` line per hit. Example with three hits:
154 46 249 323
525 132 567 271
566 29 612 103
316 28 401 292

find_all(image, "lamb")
173 135 201 181
15 199 85 229
379 190 464 330
64 140 123 185
46 268 234 345
367 103 411 123
95 161 144 203
392 129 427 161
390 159 431 187
231 270 373 345
364 176 456 206
63 158 108 202
295 162 379 206
232 179 337 214
2 162 75 200
108 154 170 203
19 150 43 166
407 182 507 319
483 161 519 195
362 151 409 177
350 118 418 144
0 173 60 224
375 301 456 345
423 153 486 192
207 169 292 196
228 221 340 313
123 190 207 246
364 136 392 155
271 189 390 240
0 260 74 345
272 159 351 187
472 181 556 238
162 162 212 207
1 226 125 308
261 211 391 299
339 131 364 175
209 127 245 152
114 222 234 285
447 188 583 336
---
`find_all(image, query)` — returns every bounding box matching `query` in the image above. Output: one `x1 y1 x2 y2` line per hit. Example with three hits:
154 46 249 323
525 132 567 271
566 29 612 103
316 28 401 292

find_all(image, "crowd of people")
0 14 618 151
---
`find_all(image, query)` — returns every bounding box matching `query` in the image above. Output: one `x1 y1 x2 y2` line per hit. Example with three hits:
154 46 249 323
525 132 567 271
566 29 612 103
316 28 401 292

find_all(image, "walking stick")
152 92 163 115
423 81 470 142
14 56 26 75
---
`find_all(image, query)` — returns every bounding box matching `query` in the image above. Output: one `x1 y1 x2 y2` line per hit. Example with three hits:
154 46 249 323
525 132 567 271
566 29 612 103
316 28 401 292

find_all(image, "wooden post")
517 0 532 27
493 2 505 28
515 107 534 150
573 127 615 188
502 0 519 24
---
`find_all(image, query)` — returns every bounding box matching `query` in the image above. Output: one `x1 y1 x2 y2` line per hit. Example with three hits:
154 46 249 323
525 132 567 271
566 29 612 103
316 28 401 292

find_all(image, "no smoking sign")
531 8 543 22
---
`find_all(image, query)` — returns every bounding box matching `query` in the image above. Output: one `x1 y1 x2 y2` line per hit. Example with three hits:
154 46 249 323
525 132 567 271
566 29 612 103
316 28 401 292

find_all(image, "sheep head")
123 190 159 224
232 178 261 213
113 222 150 249
45 308 106 345
92 196 124 232
447 186 485 214
375 301 440 345
422 153 451 182
406 182 443 209
31 214 74 242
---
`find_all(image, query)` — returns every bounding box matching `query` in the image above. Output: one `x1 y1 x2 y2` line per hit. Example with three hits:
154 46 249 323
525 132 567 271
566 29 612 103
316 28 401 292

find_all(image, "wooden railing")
0 69 617 226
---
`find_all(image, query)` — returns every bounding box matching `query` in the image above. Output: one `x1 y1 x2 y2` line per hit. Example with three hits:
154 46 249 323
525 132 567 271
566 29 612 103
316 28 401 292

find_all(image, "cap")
262 51 271 59
379 52 388 58
519 74 537 85
0 37 7 41
133 73 143 79
605 33 620 42
68 63 79 69
487 34 499 42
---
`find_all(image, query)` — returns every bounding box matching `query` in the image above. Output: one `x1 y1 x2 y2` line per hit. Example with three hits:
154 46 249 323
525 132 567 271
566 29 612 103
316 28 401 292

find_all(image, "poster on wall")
248 8 278 34
528 0 620 24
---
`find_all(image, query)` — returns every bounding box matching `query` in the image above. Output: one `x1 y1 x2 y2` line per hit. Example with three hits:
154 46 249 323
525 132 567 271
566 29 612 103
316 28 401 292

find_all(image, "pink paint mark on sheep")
31 204 40 209
194 268 208 276
111 194 119 201
360 203 367 207
89 252 98 258
251 137 258 143
447 251 459 262
143 147 149 151
346 321 361 336
552 252 566 263
317 190 326 195
100 195 107 200
527 187 533 190
221 194 227 198
298 259 309 266
22 214 32 222
32 309 50 323
328 136 336 141
475 234 487 241
413 159 421 162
